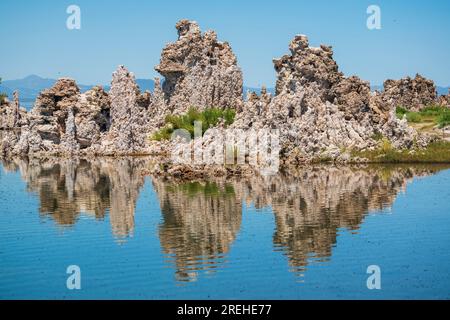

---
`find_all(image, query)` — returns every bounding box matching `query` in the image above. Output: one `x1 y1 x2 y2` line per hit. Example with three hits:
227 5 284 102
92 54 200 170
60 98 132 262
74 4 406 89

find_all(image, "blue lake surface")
0 158 449 299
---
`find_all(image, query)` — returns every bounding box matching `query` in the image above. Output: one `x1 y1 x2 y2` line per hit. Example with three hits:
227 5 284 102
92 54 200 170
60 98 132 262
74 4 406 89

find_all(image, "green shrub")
397 105 450 128
151 107 236 141
406 112 422 123
437 110 450 128
352 141 450 163
395 106 408 119
420 105 447 117
379 138 393 153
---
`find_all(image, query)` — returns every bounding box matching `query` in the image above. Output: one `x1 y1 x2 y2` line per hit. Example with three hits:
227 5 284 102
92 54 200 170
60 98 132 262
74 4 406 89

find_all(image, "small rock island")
1 20 449 178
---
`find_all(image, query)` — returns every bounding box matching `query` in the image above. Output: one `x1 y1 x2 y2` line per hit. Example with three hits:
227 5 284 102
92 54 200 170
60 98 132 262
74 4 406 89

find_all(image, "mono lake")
0 158 449 299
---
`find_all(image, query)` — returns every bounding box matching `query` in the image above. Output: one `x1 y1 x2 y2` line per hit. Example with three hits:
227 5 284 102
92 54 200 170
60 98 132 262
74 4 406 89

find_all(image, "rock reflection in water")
153 180 241 282
1 157 447 282
1 157 148 238
240 166 424 275
152 165 447 280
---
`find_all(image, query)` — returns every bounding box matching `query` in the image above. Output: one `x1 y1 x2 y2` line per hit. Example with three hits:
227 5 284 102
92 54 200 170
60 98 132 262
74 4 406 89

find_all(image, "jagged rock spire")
155 19 243 113
102 65 151 154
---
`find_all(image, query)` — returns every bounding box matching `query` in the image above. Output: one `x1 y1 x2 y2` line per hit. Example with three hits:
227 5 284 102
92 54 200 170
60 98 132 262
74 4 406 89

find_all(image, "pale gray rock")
0 24 439 164
231 34 428 164
96 65 151 155
438 88 450 107
60 107 80 153
155 20 243 114
74 86 110 149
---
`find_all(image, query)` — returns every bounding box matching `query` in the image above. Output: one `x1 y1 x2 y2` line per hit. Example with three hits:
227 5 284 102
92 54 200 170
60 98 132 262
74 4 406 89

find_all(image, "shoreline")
2 146 450 181
1 20 449 170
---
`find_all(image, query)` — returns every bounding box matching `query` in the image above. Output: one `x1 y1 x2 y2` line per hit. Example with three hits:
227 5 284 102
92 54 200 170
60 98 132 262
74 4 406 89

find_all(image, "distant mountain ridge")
0 75 155 102
0 75 278 108
1 75 448 109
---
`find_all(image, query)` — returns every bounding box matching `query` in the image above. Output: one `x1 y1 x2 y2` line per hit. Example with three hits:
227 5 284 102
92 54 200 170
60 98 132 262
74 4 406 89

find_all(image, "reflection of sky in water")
0 158 450 299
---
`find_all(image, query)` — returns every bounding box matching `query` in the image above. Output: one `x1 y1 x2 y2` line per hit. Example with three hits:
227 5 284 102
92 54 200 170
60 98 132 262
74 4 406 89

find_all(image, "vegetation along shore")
1 20 450 178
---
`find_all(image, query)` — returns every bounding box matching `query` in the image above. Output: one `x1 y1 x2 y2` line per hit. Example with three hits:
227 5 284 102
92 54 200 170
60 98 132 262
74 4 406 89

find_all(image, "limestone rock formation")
28 78 80 150
0 91 28 129
147 77 169 128
231 34 427 164
438 88 450 107
155 19 243 114
0 23 441 165
149 33 434 173
273 35 341 99
381 74 437 111
1 79 113 156
331 76 372 121
0 66 165 156
74 86 111 148
60 107 79 153
95 66 151 154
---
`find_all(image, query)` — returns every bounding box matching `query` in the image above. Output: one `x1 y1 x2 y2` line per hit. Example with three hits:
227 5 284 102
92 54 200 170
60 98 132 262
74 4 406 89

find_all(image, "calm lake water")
0 158 449 299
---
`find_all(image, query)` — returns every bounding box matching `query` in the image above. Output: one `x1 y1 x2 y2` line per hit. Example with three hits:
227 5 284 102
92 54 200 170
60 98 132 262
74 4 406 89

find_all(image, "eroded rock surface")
155 20 243 114
0 91 28 130
74 86 111 149
93 66 152 155
438 88 450 107
231 34 428 165
0 22 442 165
380 74 437 111
0 67 163 157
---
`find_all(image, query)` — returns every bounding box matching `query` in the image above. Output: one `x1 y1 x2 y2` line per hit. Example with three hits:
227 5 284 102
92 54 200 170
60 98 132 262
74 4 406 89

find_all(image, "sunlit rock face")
94 66 152 155
73 86 111 149
1 157 148 238
155 19 244 114
438 88 450 107
0 91 29 158
380 74 437 112
269 34 374 122
31 78 80 146
0 23 440 161
0 79 83 156
0 79 109 156
0 91 28 130
234 35 428 164
0 66 168 156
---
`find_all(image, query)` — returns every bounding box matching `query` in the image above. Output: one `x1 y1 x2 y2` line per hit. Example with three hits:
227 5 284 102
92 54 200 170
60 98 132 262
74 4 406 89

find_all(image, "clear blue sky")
1 0 449 87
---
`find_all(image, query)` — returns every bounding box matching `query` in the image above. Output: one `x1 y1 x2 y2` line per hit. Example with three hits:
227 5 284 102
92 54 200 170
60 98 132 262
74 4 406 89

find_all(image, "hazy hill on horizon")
1 75 448 110
0 75 155 102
